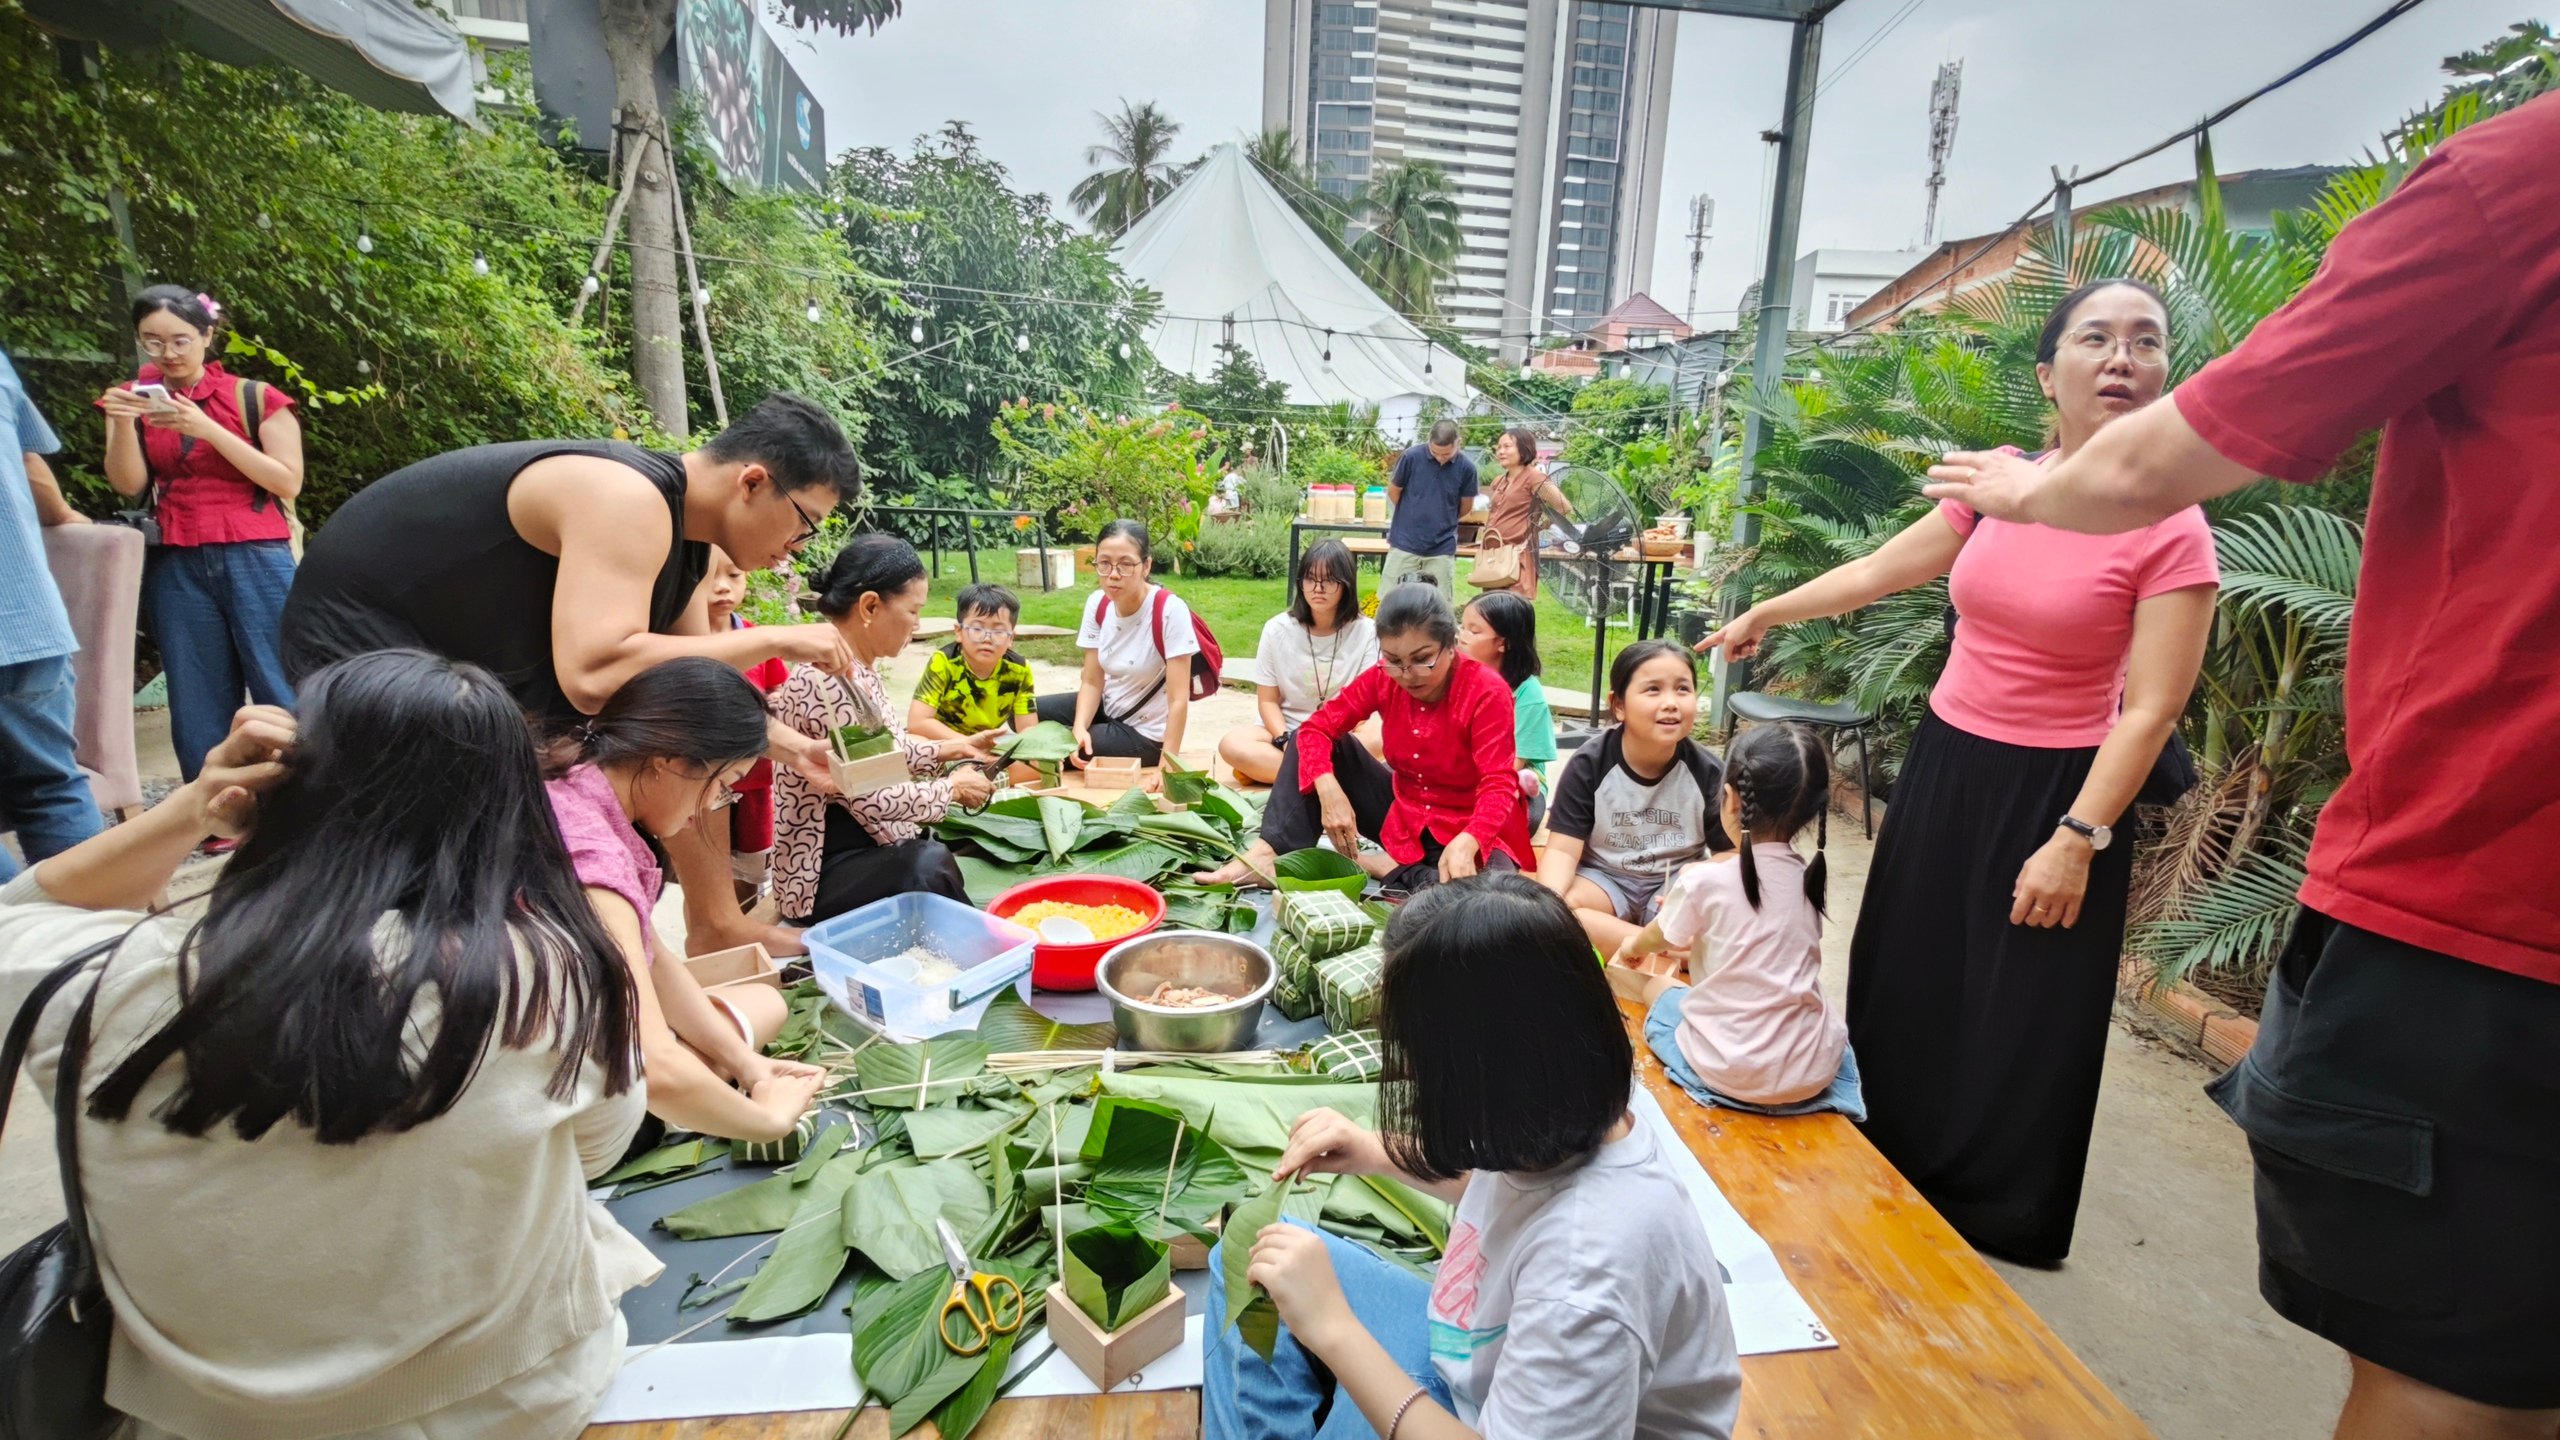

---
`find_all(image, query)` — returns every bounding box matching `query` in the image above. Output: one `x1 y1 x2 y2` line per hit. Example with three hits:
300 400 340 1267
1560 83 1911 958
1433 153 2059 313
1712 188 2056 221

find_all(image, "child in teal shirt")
1459 592 1558 830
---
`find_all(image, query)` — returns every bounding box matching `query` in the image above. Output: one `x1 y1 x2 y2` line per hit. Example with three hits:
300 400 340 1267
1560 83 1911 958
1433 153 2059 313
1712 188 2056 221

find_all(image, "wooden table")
587 998 2147 1440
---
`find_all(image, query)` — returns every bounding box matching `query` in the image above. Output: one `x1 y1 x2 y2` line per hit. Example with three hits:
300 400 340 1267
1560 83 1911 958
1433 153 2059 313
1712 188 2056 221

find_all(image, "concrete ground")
0 672 2349 1439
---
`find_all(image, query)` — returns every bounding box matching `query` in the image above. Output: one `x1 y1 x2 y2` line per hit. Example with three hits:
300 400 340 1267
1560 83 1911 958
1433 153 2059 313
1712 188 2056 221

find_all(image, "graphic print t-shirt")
1547 730 1731 888
1427 1122 1741 1439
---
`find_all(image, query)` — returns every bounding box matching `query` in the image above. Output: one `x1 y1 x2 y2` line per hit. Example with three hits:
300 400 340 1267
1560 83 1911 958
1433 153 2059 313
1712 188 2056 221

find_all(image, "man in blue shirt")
1382 418 1479 595
0 349 103 880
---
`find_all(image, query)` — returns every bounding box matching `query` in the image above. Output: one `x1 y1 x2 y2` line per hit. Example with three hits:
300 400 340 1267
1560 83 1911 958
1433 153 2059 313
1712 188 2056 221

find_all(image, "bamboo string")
1153 1119 1186 1240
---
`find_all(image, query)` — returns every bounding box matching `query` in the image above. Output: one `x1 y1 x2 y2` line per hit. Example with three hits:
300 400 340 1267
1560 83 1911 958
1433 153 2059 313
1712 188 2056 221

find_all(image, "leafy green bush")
1189 512 1292 578
1292 444 1378 493
0 25 880 525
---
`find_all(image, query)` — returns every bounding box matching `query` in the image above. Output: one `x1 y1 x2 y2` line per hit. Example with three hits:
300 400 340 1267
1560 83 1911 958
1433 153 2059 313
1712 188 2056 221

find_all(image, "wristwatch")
2057 815 2113 851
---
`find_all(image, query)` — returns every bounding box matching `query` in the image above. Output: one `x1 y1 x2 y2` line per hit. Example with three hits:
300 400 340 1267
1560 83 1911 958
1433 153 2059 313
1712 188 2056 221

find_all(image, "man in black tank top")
280 391 861 955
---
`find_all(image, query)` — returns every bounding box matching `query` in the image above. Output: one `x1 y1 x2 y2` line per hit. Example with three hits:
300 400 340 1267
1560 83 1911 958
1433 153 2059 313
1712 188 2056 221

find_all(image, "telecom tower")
1683 194 1715 324
1922 60 1963 247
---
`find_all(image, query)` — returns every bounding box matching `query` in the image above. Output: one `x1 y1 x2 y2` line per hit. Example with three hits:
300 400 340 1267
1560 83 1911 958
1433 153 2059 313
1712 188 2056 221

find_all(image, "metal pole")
1709 8 1827 728
2050 168 2077 282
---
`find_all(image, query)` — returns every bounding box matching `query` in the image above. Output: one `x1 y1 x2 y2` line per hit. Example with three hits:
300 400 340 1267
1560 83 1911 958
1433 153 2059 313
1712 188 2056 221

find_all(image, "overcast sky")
791 0 2536 327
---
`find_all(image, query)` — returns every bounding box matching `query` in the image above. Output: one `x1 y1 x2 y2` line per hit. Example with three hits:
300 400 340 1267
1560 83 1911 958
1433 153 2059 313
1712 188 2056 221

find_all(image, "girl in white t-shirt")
1614 722 1861 1118
1219 538 1379 784
1206 873 1740 1440
1033 518 1200 770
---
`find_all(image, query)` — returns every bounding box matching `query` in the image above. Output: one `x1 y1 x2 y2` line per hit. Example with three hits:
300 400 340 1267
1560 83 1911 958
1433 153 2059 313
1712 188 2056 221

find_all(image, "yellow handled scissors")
935 1219 1025 1356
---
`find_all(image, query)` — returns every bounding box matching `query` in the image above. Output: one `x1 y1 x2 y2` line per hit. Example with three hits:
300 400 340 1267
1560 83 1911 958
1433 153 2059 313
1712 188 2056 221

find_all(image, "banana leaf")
1357 1175 1451 1255
1221 1173 1298 1361
1036 795 1088 862
976 991 1116 1053
935 810 1051 857
1106 787 1160 821
834 723 897 760
905 1101 1030 1160
958 855 1031 906
1272 847 1367 897
1135 811 1240 851
1063 1223 1172 1331
856 1034 988 1109
787 1118 855 1184
598 1138 726 1185
658 1170 802 1240
1070 840 1187 884
1160 755 1211 807
1198 782 1262 833
727 1148 873 1322
841 1156 995 1279
852 1265 979 1427
1081 1096 1249 1236
927 1325 1019 1440
996 721 1079 763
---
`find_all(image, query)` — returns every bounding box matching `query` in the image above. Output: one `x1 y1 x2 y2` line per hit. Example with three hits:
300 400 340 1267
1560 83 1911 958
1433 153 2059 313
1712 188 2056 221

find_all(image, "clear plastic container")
804 892 1036 1039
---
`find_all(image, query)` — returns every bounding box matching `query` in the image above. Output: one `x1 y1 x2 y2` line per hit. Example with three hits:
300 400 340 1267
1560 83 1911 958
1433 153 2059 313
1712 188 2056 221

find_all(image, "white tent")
1112 143 1467 440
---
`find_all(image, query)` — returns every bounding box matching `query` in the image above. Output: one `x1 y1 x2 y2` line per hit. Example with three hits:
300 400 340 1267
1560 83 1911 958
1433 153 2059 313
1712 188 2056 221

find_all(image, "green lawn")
917 549 1630 711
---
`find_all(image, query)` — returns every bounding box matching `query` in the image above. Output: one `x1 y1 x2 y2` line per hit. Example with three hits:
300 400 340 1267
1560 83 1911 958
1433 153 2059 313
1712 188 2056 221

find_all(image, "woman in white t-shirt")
1218 538 1378 785
1035 519 1200 769
1205 873 1740 1440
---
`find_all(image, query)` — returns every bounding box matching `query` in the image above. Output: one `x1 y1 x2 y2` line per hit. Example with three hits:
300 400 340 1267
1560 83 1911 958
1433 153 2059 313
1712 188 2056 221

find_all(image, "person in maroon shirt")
1924 92 2560 1438
96 286 304 783
1199 583 1532 893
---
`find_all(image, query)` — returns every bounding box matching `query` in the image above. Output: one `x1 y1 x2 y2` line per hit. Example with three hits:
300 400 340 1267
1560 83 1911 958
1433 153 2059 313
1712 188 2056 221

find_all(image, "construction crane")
1683 193 1715 325
1922 60 1962 247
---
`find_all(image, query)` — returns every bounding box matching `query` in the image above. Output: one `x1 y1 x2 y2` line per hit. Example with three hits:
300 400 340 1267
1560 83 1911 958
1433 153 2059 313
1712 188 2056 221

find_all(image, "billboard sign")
676 0 825 194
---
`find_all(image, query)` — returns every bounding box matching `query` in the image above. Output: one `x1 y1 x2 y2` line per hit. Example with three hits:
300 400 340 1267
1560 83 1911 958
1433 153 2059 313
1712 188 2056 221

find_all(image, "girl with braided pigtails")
1614 722 1863 1119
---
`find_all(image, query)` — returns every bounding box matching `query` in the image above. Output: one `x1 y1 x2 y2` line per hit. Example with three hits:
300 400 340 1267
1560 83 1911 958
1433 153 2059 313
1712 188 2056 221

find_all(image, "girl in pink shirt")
1614 723 1860 1116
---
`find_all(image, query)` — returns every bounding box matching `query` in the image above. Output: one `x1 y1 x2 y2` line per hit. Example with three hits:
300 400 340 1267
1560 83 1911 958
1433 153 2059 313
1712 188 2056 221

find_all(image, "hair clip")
196 293 222 319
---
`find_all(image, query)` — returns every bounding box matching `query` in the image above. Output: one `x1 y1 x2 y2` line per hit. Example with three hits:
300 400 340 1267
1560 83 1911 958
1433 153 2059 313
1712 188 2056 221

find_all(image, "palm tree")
1245 127 1352 260
1349 159 1462 323
1070 101 1184 237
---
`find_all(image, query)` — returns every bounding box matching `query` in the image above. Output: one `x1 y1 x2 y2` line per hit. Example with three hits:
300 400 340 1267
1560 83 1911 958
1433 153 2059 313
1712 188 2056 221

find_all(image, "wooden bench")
585 997 2149 1439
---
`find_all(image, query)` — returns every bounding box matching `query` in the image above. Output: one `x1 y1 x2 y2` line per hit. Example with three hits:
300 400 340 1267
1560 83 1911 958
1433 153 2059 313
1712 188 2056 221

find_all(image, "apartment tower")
1261 0 1677 361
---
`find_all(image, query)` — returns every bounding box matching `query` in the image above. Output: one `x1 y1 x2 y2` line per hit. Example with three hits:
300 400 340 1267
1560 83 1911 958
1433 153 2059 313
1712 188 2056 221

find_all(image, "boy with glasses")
909 583 1037 757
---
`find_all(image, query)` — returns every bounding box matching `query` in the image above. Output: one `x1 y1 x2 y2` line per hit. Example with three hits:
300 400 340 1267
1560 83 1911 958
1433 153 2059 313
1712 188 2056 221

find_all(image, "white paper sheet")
591 1315 1207 1423
1630 1084 1838 1355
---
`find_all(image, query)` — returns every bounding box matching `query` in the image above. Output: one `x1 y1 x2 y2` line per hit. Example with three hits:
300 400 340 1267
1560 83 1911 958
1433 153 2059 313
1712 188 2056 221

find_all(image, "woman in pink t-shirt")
1695 280 2219 1266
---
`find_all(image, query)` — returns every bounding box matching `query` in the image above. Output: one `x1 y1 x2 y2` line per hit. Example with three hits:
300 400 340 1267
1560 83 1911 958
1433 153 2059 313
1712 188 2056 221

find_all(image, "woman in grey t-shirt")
1204 874 1740 1440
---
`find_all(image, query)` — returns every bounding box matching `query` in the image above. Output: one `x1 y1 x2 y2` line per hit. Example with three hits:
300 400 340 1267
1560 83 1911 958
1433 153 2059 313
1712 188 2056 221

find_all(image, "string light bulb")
806 302 822 323
355 359 371 375
695 285 710 307
910 321 925 344
581 274 601 296
1014 332 1030 352
1119 341 1132 360
1322 329 1334 363
1424 343 1434 376
472 253 490 277
355 230 374 255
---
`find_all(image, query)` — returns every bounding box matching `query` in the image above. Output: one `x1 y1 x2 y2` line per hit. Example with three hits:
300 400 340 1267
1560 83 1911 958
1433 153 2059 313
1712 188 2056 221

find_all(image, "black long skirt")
1846 708 2135 1265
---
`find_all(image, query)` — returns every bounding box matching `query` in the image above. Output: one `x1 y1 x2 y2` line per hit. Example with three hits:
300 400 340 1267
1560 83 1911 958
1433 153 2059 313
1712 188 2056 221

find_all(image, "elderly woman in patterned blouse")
768 535 1000 926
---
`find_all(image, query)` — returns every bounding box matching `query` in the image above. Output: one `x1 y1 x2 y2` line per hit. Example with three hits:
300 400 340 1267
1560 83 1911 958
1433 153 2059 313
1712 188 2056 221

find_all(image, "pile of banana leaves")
936 779 1269 934
609 987 1448 1439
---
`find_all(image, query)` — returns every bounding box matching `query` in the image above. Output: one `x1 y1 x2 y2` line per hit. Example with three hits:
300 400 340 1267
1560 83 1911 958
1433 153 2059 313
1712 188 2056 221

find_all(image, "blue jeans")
143 541 296 781
0 653 102 881
1646 984 1868 1121
1203 1224 1452 1440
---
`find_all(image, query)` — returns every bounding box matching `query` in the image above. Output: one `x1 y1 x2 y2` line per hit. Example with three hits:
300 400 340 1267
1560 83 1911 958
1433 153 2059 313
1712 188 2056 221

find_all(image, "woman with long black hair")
1218 537 1377 786
545 656 826 1143
1697 279 2220 1265
0 651 654 1438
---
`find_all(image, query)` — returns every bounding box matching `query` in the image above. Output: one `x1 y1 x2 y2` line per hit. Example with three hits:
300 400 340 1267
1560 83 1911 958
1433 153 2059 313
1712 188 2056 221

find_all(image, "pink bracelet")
1386 1384 1429 1440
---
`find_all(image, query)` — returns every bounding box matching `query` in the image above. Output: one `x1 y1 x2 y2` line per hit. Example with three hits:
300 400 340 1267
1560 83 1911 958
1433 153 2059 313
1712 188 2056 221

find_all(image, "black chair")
1725 692 1879 838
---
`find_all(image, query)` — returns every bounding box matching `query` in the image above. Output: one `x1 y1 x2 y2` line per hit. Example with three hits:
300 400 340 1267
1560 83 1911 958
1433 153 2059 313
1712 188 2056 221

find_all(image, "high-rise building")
1262 0 1677 361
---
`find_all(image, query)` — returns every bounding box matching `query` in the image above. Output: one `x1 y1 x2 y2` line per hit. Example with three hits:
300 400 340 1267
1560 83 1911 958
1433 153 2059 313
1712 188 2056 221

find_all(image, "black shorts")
2207 908 2560 1409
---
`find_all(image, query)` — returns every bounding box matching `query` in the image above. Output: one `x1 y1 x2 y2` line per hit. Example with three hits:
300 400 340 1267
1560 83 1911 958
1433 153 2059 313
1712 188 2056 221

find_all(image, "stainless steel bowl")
1095 930 1274 1053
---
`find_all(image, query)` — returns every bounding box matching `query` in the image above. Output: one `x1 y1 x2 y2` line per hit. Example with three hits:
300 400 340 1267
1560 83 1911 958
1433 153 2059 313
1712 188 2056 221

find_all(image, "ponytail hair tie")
576 718 602 749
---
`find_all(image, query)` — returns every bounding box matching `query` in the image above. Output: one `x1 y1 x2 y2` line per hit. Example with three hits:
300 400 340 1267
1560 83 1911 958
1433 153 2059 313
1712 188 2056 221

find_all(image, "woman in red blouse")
96 286 304 782
1200 583 1532 893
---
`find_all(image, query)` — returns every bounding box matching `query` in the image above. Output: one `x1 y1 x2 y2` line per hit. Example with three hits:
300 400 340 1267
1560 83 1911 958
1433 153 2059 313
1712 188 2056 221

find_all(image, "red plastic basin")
988 876 1167 992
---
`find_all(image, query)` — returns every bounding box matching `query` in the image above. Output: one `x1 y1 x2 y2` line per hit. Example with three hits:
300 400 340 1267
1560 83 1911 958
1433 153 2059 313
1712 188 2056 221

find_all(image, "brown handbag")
1467 470 1527 589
